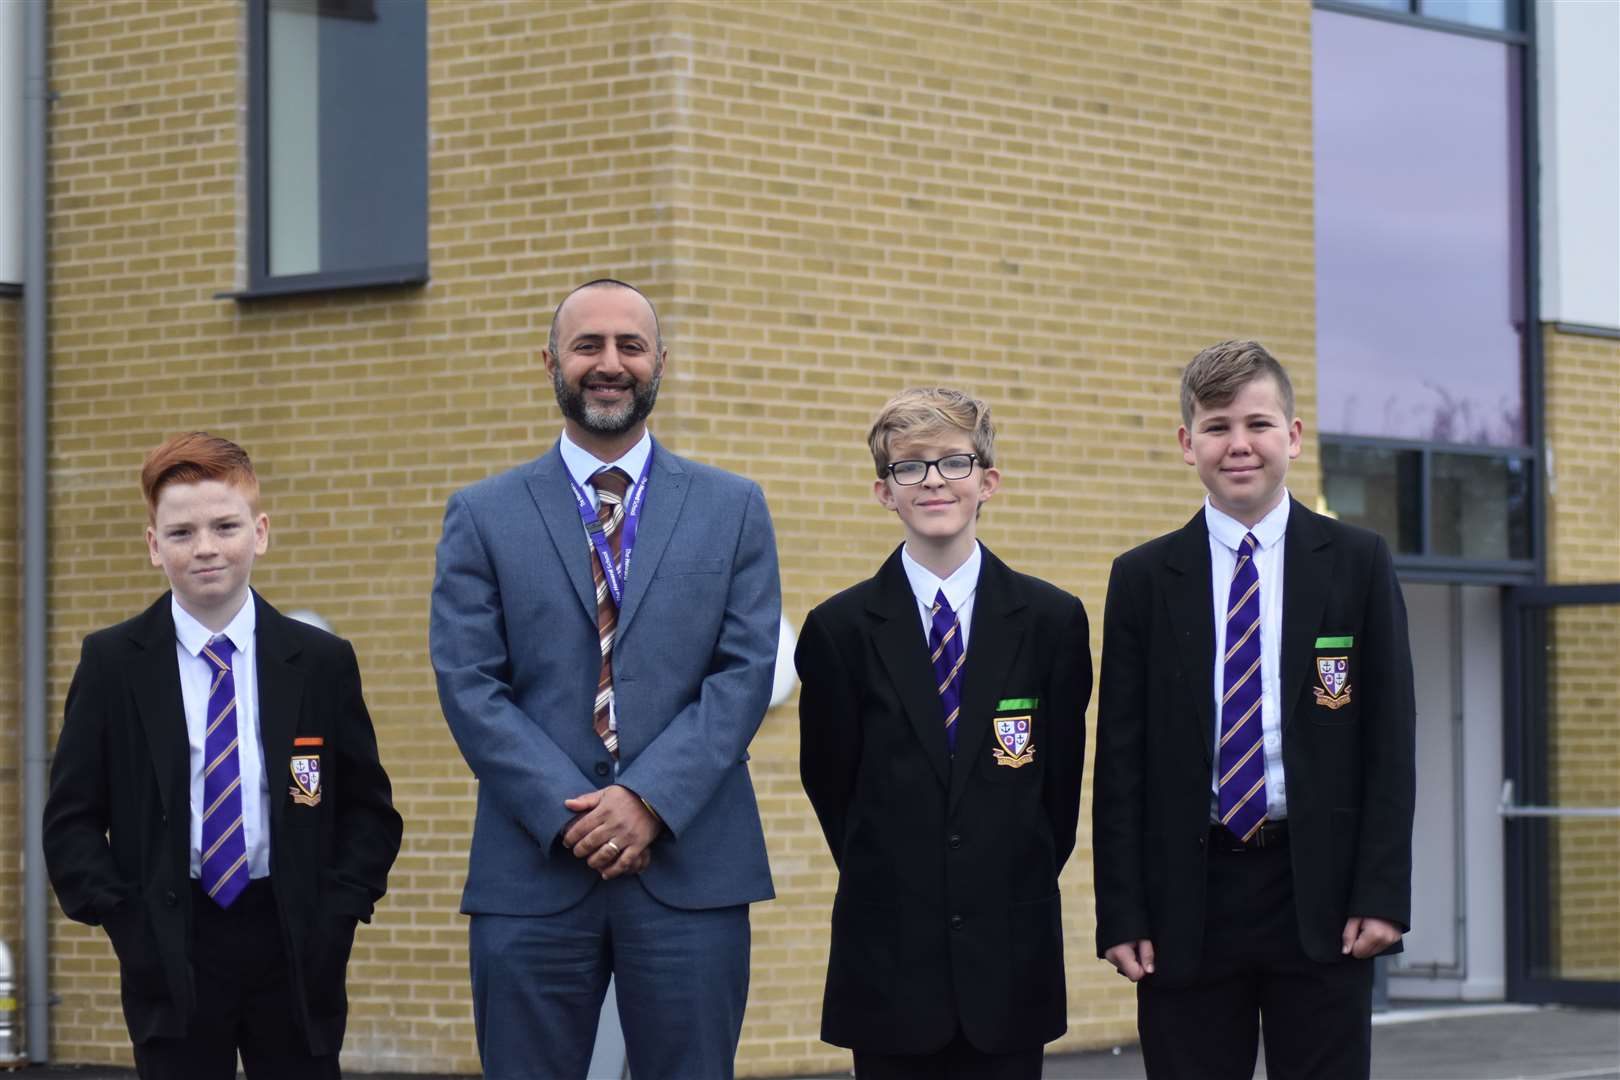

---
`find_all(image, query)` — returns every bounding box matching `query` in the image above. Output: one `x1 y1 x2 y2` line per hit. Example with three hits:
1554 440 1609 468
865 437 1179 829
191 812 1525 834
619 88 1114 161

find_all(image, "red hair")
141 432 260 520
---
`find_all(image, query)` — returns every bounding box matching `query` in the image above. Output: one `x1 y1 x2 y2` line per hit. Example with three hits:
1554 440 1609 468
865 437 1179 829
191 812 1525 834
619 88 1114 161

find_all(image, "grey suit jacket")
430 436 780 915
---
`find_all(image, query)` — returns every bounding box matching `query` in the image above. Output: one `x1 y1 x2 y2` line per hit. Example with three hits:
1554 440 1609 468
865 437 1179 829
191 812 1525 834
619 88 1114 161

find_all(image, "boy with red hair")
44 432 402 1079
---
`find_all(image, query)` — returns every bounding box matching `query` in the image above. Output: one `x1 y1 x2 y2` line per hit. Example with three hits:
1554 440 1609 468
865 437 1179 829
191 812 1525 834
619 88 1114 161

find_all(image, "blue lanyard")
568 451 653 609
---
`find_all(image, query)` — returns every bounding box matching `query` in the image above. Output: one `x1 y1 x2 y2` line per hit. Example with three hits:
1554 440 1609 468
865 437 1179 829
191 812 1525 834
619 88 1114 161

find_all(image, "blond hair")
867 387 996 478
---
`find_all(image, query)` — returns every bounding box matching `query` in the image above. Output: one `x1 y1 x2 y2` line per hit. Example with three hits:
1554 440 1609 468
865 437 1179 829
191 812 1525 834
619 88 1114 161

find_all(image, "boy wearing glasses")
796 387 1092 1079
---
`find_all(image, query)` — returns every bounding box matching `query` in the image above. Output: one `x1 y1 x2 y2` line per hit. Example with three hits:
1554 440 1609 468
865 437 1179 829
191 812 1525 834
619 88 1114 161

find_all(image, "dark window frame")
223 0 429 302
1321 433 1537 584
1502 584 1620 1006
1313 0 1544 584
1315 0 1527 41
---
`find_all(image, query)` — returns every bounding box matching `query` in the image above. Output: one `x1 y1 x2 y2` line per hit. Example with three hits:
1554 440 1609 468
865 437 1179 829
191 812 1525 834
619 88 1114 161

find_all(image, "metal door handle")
1498 779 1620 819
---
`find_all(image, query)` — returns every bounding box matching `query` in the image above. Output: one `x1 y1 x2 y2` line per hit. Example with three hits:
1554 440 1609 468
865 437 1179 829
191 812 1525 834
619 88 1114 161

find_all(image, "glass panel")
1321 443 1422 554
1338 0 1413 11
1429 452 1530 560
261 0 427 282
1534 603 1620 983
268 0 321 277
1313 10 1526 446
1419 0 1515 31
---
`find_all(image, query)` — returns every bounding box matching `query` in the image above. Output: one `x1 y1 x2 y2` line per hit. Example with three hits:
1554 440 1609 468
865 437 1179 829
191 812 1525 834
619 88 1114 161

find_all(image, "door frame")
1501 583 1620 1006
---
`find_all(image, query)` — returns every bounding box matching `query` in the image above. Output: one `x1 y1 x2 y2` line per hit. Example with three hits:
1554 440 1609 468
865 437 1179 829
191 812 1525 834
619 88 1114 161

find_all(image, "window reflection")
1419 0 1515 32
1322 443 1423 554
1430 452 1530 560
1313 9 1525 446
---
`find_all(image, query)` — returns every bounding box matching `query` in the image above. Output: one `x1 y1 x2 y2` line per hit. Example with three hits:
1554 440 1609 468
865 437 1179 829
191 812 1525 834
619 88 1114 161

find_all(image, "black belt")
1210 820 1288 853
190 875 276 912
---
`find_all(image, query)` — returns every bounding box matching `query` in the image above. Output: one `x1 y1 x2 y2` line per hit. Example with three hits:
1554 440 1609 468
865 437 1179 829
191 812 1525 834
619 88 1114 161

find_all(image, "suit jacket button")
949 915 964 931
594 762 610 778
947 834 962 850
164 891 178 907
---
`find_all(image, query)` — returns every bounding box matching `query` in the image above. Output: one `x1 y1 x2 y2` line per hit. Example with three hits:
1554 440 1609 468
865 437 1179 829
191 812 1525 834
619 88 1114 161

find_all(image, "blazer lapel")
1280 499 1334 732
948 548 1025 813
1163 511 1216 764
253 593 304 835
525 444 599 622
614 439 687 640
129 597 189 827
869 549 951 791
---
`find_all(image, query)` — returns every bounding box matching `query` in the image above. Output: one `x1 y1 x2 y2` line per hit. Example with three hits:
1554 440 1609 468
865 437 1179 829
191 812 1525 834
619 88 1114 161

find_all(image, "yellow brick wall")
1545 329 1620 585
22 0 1319 1074
657 1 1318 1073
1542 327 1620 982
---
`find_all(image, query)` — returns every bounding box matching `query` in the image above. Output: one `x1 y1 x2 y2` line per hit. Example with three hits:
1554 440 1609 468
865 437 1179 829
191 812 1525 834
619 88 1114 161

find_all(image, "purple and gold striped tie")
1218 533 1268 842
929 589 965 755
200 636 249 908
590 467 631 759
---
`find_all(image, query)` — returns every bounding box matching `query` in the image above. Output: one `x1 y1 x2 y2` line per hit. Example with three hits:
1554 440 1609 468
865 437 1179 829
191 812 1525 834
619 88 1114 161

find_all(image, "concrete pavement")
4 1003 1616 1079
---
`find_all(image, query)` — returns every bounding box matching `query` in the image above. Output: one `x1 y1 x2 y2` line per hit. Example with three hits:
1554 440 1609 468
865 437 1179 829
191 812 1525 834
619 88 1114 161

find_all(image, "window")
236 0 428 298
1313 2 1535 578
1325 0 1522 33
1314 9 1525 447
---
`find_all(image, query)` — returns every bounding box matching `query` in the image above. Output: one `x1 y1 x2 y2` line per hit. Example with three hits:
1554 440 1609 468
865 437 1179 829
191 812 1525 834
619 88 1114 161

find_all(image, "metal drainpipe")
22 0 51 1063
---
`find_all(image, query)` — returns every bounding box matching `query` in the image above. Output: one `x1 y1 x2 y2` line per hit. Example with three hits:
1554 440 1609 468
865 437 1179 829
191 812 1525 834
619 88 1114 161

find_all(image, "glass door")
1502 584 1620 1006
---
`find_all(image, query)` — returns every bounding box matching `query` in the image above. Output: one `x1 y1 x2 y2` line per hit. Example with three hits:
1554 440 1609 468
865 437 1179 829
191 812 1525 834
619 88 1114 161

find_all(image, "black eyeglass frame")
884 453 981 485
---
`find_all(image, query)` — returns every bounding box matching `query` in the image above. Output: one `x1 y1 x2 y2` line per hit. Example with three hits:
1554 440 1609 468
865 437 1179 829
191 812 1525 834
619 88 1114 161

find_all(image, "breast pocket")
285 750 326 826
655 556 726 577
1310 643 1357 724
983 707 1042 782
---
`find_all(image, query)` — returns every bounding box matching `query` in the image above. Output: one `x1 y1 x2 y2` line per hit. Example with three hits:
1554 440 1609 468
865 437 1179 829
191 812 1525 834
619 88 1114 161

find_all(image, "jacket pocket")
103 900 166 996
984 707 1041 782
1309 644 1357 724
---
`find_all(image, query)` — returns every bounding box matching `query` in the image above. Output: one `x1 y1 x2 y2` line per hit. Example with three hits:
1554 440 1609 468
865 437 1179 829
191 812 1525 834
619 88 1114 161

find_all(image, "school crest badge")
1313 656 1352 710
289 754 322 807
992 715 1035 769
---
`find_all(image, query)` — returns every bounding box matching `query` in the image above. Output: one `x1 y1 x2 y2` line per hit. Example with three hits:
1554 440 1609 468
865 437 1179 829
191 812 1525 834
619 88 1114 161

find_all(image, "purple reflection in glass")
1313 9 1525 446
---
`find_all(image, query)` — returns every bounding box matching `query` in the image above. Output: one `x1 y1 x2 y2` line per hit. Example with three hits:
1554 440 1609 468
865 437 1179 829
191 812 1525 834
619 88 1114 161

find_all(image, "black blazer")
797 545 1091 1055
1092 500 1415 985
43 591 403 1054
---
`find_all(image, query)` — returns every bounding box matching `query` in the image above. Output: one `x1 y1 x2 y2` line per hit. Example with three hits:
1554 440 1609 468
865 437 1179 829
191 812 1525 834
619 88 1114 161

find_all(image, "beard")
553 363 662 437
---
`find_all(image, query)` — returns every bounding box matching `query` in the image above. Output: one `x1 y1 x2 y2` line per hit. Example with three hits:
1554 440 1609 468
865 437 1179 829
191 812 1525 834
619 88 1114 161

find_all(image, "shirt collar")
558 429 653 491
1204 490 1291 554
171 591 257 658
900 541 982 613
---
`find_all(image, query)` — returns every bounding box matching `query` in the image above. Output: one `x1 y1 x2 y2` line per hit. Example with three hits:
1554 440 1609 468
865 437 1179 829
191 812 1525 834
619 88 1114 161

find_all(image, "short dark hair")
547 278 664 359
1180 340 1295 427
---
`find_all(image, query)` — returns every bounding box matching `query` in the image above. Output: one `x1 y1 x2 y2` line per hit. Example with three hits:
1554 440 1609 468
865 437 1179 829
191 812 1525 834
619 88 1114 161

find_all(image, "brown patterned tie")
589 467 631 758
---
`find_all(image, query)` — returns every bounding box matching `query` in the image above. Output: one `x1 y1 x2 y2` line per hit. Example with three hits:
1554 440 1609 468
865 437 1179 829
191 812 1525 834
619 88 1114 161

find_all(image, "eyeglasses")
884 453 979 486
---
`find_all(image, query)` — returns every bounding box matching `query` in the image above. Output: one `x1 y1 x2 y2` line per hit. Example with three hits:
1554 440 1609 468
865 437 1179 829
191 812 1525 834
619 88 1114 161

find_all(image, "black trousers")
1136 839 1373 1080
133 879 340 1080
854 1028 1043 1080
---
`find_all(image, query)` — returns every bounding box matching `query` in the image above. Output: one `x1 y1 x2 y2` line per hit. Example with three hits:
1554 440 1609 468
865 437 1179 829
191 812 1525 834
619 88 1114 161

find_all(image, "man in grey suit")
431 279 780 1080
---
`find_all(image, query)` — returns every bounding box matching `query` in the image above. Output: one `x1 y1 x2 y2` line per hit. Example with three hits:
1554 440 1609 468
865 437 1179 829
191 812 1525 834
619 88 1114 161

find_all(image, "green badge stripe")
996 697 1038 710
1315 635 1354 648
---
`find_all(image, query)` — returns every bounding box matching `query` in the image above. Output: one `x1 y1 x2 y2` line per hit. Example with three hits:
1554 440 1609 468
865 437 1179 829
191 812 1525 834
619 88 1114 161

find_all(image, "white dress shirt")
559 429 653 511
900 541 982 652
559 429 653 778
1205 494 1290 821
172 595 271 879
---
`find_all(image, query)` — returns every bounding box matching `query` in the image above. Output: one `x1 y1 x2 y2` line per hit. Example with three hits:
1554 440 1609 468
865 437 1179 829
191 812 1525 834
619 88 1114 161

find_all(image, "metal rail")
1499 780 1620 819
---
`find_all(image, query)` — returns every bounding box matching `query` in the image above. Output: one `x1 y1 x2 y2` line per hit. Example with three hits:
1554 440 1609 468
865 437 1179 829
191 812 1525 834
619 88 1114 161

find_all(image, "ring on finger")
604 838 622 855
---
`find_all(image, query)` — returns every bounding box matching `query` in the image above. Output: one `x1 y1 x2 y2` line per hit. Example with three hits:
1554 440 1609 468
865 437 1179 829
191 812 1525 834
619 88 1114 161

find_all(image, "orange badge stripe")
293 736 324 747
